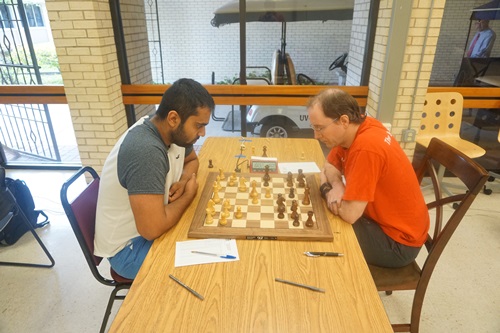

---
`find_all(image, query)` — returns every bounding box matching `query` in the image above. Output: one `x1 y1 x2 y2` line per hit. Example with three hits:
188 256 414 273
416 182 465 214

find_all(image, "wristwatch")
320 182 333 199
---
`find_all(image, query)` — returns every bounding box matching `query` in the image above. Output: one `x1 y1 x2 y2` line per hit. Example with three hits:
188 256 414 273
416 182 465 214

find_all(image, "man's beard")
172 124 198 148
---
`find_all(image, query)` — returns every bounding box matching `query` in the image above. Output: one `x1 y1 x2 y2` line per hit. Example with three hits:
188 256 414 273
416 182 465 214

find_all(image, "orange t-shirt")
327 117 429 247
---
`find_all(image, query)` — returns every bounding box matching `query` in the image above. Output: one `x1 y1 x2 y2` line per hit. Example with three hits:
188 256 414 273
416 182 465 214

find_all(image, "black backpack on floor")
0 169 49 245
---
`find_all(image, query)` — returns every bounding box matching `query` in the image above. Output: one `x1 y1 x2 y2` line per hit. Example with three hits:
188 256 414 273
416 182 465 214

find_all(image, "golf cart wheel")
261 123 291 138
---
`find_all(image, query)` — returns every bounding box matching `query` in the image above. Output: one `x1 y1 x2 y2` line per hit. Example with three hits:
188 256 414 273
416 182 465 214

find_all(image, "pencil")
169 274 204 300
275 278 325 293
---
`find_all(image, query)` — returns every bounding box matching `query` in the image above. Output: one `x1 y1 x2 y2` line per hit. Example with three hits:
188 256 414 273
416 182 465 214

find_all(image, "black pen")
304 251 344 257
169 274 204 300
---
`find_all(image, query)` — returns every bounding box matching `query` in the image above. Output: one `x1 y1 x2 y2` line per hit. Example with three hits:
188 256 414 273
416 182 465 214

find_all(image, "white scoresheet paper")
278 162 321 174
175 238 240 267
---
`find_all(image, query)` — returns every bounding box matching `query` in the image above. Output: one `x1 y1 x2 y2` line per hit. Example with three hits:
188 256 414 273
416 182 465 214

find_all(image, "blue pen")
191 250 237 259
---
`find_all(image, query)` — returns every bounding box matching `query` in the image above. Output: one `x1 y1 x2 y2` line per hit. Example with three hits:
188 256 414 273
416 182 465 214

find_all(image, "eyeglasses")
310 118 338 132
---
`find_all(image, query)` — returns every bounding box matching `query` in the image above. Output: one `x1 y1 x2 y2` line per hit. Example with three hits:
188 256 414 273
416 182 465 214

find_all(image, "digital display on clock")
250 157 278 173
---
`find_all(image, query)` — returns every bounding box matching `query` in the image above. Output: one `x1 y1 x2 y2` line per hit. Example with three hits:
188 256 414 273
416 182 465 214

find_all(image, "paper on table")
175 238 239 267
278 162 321 174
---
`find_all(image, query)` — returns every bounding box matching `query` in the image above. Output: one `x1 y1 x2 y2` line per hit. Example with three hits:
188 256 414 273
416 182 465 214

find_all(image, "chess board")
188 172 333 241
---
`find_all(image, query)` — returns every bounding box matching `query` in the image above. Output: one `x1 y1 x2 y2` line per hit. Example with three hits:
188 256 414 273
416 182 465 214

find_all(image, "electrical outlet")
402 129 416 142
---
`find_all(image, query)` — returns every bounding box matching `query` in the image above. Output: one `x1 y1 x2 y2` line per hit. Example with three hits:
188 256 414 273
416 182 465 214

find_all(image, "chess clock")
250 156 278 173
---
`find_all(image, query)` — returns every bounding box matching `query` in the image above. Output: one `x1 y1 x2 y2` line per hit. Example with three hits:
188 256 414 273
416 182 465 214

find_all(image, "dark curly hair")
156 78 215 123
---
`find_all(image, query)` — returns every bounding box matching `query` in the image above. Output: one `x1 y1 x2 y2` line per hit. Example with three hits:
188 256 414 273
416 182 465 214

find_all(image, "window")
0 4 13 29
24 4 44 27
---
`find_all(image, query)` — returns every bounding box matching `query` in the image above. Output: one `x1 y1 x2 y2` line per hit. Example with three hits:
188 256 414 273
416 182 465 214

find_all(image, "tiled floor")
1 108 500 332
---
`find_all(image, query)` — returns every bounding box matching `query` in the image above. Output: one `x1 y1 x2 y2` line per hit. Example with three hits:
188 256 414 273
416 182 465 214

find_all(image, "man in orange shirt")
307 89 429 267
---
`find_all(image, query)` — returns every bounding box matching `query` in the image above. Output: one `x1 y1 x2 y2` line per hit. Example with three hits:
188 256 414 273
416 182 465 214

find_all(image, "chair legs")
0 209 55 268
483 171 500 195
100 284 130 333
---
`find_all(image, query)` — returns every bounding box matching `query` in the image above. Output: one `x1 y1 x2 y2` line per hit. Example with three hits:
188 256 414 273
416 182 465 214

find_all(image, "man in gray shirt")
95 78 215 279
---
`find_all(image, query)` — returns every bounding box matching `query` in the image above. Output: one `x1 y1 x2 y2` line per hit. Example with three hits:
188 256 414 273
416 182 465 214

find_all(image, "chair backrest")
60 166 116 286
271 49 282 85
415 138 488 285
285 53 297 85
419 92 464 141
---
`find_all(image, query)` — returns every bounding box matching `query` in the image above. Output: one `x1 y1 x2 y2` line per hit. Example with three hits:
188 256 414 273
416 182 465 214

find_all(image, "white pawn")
219 213 228 226
229 171 237 186
222 206 230 218
250 180 258 198
212 181 221 203
219 168 226 180
234 206 243 219
238 177 247 192
223 199 231 211
216 176 222 191
205 208 214 225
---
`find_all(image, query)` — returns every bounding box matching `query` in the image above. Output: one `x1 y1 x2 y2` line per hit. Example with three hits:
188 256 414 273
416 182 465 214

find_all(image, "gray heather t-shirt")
117 117 193 195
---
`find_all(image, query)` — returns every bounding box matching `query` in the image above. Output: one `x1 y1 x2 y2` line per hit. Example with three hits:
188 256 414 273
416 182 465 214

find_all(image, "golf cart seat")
271 50 302 85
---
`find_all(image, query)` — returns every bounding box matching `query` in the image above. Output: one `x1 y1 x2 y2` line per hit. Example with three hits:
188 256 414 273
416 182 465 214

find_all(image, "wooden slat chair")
368 138 489 333
60 166 133 333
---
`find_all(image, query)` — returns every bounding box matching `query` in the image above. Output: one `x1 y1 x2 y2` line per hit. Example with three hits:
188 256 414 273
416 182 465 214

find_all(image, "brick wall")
46 0 126 174
347 0 371 86
121 0 155 118
367 0 446 159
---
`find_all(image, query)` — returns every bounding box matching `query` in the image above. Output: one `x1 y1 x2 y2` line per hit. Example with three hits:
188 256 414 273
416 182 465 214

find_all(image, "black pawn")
277 204 286 219
305 211 314 228
208 159 213 168
286 172 294 187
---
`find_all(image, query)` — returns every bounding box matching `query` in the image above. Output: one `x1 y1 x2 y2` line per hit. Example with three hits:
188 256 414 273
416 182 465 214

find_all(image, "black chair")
60 166 132 333
368 138 489 332
0 167 55 268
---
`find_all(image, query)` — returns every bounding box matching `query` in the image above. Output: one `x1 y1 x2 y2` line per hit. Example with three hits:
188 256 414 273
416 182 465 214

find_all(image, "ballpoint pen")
191 250 237 259
275 278 325 293
304 251 344 257
169 274 204 300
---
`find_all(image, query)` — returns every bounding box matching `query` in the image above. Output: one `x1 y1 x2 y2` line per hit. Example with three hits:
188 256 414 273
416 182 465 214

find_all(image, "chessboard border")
188 172 334 241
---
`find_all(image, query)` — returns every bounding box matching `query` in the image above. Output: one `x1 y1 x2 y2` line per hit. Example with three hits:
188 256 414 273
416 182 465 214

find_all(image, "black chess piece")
276 193 285 206
208 159 213 168
302 187 311 205
286 172 294 187
262 145 268 157
305 211 314 227
297 169 305 188
263 165 271 187
290 200 298 220
288 188 295 199
292 214 300 227
277 204 286 219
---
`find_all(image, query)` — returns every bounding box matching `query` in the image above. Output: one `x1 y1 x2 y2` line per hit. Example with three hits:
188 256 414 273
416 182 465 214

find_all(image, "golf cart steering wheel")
329 53 348 72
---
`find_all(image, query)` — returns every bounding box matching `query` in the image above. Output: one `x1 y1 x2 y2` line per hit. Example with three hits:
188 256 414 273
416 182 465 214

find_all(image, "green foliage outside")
0 45 62 85
216 70 272 85
36 46 63 85
216 69 330 85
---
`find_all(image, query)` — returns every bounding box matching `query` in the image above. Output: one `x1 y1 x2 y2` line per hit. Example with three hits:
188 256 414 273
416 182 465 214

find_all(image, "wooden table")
109 137 391 333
